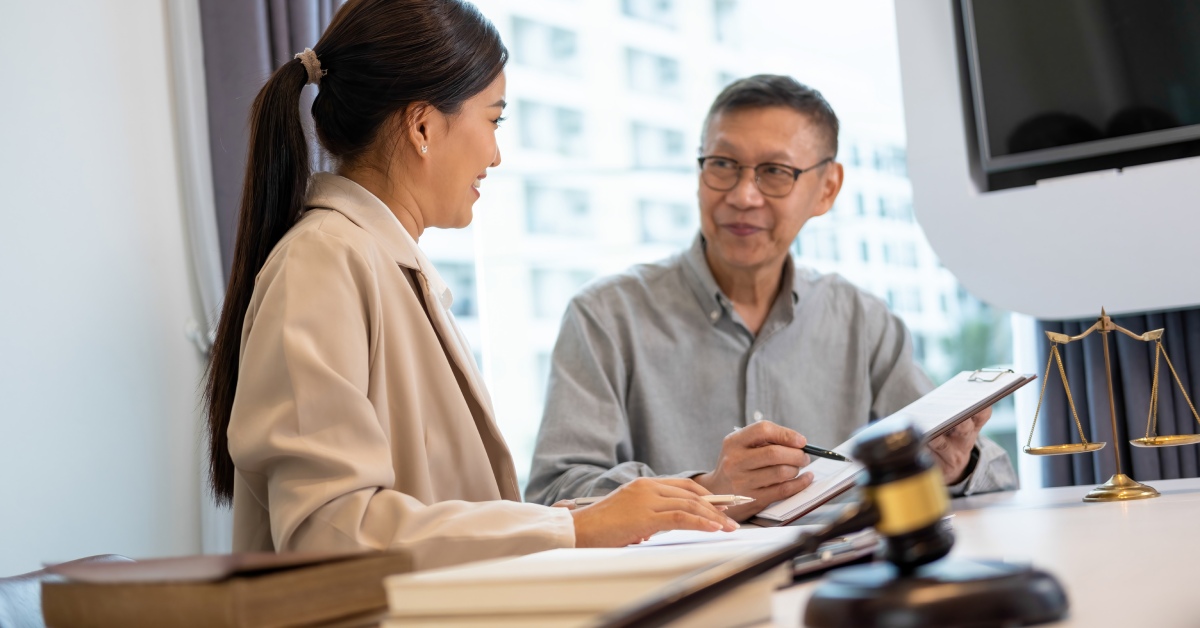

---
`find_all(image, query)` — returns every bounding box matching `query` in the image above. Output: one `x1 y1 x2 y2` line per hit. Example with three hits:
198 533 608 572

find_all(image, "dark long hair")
205 0 507 505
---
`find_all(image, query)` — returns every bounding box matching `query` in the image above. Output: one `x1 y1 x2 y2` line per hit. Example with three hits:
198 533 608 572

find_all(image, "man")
525 75 1016 521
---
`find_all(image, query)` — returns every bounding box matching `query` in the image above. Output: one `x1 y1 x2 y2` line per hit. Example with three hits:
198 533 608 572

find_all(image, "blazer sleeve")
228 227 573 570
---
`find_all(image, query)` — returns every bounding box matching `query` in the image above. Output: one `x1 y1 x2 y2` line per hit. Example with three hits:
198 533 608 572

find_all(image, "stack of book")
41 550 413 627
381 529 803 627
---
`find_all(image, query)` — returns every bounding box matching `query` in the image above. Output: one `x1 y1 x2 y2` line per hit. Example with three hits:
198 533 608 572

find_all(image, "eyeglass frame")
696 155 835 197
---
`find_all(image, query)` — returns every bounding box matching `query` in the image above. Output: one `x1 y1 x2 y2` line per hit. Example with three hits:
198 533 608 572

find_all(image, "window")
438 262 478 318
526 183 591 236
457 0 1018 490
622 0 677 27
632 122 686 168
519 101 585 156
535 351 552 402
512 17 579 73
639 199 696 244
531 268 595 319
713 0 738 43
891 146 908 176
627 48 682 96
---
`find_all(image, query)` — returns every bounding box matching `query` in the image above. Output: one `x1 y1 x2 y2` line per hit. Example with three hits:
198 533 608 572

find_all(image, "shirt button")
752 411 764 422
710 310 720 321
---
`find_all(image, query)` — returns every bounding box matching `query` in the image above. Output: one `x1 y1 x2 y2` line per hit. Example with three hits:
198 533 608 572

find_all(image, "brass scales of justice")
1024 308 1200 502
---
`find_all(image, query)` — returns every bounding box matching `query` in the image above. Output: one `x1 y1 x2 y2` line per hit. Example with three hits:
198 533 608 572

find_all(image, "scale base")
804 559 1068 628
1083 473 1159 502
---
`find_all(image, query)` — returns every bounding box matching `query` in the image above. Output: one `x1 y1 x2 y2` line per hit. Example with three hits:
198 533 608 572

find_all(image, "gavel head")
852 425 954 574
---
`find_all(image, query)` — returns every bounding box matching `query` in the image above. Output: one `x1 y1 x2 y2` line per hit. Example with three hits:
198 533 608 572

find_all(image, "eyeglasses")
697 155 834 198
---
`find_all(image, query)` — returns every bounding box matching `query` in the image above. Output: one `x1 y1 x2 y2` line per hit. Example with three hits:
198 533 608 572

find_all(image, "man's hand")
693 421 815 521
929 406 993 484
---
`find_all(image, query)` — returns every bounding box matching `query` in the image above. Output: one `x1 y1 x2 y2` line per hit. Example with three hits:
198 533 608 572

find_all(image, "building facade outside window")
417 0 1017 486
518 101 585 156
622 0 677 27
626 48 682 96
512 17 579 74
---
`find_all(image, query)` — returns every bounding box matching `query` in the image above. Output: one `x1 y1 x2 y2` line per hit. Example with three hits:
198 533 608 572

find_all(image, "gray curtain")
198 0 346 279
1035 309 1200 487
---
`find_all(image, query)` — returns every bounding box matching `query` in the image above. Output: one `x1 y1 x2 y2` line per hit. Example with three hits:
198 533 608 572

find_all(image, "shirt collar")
305 172 454 310
681 233 800 326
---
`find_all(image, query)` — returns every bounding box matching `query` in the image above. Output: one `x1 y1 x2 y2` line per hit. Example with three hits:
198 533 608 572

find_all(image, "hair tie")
294 48 326 86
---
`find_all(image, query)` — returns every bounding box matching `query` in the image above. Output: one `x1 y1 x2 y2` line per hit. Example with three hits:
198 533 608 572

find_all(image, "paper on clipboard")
751 370 1035 527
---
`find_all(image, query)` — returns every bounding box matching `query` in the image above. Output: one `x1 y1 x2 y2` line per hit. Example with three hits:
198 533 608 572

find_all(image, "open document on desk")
751 370 1035 527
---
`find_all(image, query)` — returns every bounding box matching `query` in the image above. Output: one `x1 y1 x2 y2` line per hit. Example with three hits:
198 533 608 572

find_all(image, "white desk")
770 477 1200 627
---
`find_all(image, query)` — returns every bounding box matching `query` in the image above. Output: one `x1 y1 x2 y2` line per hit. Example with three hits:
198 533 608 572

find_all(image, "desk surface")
770 477 1200 627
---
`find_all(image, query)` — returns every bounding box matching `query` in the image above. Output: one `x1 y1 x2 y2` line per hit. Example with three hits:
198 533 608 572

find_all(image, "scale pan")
1023 442 1106 456
1130 435 1200 447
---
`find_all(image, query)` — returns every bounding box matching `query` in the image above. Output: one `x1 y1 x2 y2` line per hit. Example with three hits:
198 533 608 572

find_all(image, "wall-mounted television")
960 0 1200 190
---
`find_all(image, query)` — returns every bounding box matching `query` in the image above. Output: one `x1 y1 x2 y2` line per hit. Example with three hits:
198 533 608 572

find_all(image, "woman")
204 0 736 571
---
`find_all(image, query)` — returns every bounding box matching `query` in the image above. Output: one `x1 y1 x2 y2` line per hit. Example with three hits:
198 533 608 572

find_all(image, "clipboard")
749 370 1037 528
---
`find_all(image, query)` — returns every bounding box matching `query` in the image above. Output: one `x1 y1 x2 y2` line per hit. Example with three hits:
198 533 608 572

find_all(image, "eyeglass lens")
700 160 799 197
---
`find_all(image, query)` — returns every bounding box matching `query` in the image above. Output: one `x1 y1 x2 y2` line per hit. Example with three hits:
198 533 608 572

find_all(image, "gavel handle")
795 500 881 556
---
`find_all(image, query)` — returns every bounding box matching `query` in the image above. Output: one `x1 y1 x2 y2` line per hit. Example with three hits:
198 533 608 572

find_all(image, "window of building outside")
639 199 696 245
530 268 595 320
627 48 682 96
622 0 677 27
632 122 686 168
518 101 585 156
416 0 1019 487
512 17 579 74
713 0 739 44
527 183 591 236
437 262 477 318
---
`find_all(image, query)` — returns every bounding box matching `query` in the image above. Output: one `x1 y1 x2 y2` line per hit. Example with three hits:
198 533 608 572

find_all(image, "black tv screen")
962 0 1200 176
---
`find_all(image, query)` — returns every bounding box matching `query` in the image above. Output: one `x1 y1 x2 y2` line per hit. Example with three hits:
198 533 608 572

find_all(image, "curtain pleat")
198 0 346 279
1035 309 1200 487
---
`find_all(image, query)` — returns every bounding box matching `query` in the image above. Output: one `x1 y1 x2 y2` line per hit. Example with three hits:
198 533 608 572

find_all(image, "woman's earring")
421 145 428 154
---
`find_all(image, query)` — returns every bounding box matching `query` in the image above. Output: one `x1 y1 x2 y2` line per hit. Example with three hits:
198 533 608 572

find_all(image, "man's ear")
812 161 845 218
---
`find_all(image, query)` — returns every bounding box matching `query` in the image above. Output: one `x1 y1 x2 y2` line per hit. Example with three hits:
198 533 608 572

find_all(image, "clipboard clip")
968 368 1014 383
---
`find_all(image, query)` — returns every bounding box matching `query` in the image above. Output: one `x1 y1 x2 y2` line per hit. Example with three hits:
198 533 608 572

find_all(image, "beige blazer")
228 173 574 570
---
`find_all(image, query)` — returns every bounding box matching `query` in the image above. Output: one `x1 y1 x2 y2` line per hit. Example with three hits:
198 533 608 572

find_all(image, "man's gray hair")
702 74 839 157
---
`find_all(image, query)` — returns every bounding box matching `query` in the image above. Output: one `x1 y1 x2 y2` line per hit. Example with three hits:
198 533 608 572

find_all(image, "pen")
567 494 755 507
802 444 851 463
731 425 851 463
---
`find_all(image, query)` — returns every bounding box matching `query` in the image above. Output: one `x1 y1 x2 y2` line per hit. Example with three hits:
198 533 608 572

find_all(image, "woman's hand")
569 478 739 548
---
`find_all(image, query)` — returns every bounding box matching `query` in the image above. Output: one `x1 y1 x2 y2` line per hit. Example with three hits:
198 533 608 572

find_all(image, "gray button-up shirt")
525 235 1017 505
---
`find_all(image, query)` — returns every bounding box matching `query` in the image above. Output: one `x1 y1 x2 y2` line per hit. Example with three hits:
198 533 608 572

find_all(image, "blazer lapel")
306 173 521 501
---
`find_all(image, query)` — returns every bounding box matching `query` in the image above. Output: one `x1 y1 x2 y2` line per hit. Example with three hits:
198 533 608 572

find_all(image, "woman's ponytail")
205 59 311 505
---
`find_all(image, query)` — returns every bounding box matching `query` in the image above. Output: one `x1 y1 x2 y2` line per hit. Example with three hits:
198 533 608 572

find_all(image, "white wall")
894 2 1200 320
0 1 206 574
